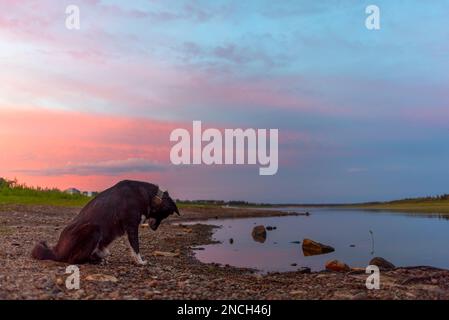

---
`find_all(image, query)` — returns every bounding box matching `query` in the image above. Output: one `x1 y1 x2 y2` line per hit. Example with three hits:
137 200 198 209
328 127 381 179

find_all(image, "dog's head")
148 190 179 231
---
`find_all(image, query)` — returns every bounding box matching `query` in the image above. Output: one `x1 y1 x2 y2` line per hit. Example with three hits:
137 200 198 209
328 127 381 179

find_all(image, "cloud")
15 158 166 176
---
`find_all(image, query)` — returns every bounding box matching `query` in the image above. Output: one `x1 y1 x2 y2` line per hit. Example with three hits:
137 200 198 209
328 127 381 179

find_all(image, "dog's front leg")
126 227 147 265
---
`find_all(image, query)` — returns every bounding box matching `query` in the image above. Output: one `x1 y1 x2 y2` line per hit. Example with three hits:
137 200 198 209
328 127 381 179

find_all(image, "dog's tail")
31 241 57 261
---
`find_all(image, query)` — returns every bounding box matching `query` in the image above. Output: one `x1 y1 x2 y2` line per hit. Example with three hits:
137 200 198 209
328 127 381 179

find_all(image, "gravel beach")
1 204 448 300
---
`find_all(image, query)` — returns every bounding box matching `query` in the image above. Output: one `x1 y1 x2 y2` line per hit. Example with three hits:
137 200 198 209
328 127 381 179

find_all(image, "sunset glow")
1 1 449 202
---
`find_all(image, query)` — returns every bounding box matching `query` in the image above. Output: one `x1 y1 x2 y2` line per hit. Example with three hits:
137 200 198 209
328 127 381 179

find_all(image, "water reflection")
185 208 449 273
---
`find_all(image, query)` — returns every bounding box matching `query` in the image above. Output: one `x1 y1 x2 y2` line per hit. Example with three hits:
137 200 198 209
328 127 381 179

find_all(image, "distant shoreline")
2 177 449 214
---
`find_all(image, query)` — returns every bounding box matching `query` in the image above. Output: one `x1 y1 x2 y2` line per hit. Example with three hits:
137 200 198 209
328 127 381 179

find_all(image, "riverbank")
0 204 448 299
290 198 449 214
343 202 449 214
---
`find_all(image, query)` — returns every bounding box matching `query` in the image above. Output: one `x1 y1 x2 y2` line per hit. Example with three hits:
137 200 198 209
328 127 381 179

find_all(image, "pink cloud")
0 107 182 189
0 108 311 192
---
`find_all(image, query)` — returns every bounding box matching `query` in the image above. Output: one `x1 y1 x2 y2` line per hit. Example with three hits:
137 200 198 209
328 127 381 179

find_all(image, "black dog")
32 180 179 265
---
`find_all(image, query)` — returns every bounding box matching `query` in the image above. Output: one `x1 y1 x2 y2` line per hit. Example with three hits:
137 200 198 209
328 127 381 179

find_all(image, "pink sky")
0 107 177 190
0 107 304 195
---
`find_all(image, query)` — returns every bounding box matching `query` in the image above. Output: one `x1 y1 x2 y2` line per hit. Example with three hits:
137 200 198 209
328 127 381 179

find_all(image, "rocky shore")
0 204 448 300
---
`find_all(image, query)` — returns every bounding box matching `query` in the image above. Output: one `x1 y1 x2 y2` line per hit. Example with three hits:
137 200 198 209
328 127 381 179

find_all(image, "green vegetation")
0 178 91 207
175 199 277 208
1 177 449 214
345 195 449 214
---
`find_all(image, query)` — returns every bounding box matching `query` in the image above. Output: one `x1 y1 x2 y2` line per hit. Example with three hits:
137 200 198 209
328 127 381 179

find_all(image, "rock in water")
251 225 267 243
302 238 335 256
325 260 350 272
369 257 395 270
297 267 311 274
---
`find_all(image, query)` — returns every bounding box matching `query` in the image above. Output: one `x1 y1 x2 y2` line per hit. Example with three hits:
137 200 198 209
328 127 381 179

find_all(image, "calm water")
186 208 449 273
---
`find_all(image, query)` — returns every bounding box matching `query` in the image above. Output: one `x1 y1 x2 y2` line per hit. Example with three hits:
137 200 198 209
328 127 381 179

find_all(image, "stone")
85 274 118 282
302 238 335 256
297 267 311 274
325 260 350 272
351 292 368 300
369 257 395 270
289 290 306 296
251 225 267 243
153 250 180 257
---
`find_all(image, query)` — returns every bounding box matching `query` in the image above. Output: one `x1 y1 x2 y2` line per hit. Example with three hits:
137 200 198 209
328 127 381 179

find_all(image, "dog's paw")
132 253 147 265
137 260 148 266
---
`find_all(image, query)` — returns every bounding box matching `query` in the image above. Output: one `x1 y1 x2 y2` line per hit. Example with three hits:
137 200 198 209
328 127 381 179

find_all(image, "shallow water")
186 208 449 273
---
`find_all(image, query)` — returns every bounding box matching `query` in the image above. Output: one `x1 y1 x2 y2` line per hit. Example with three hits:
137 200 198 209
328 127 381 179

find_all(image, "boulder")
325 260 350 272
369 257 395 270
251 225 267 243
297 267 311 274
302 238 335 256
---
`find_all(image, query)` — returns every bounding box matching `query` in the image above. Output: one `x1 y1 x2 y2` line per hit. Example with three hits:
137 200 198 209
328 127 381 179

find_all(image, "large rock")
325 260 350 272
302 238 335 256
369 257 395 270
251 225 267 243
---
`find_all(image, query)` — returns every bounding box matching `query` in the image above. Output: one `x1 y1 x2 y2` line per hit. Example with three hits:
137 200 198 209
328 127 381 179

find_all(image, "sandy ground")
0 204 448 300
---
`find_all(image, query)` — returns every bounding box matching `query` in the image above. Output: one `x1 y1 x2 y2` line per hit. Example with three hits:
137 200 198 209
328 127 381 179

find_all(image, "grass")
348 200 449 214
1 177 449 214
343 197 449 214
0 178 91 207
176 202 220 209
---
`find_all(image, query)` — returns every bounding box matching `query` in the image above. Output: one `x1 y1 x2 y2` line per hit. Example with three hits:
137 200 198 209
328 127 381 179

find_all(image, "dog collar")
152 188 164 206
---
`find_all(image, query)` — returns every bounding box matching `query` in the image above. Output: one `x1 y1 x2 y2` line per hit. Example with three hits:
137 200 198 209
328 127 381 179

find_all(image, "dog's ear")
169 197 180 216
